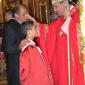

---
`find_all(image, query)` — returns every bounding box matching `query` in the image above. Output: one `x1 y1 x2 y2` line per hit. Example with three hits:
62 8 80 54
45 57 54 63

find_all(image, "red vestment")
45 7 84 85
71 6 80 24
35 6 84 85
39 17 65 85
20 45 52 85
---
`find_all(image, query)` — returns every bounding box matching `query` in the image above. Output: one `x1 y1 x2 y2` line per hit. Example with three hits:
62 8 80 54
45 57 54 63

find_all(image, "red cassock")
20 45 52 85
44 7 84 85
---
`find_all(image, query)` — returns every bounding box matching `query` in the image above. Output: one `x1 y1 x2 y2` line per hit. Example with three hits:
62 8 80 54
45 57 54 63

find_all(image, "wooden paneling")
0 0 4 23
22 0 50 23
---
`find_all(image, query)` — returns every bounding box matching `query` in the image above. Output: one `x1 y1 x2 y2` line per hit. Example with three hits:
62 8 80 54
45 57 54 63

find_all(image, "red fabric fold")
41 7 84 85
20 46 52 85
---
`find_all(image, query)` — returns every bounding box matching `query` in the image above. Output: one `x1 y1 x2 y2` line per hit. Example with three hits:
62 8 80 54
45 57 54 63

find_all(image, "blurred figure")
4 8 14 22
20 21 53 85
46 0 84 85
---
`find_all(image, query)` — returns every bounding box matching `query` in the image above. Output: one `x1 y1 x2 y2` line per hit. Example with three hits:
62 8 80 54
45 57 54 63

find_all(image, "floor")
0 61 85 85
0 55 7 85
0 75 7 85
0 69 7 85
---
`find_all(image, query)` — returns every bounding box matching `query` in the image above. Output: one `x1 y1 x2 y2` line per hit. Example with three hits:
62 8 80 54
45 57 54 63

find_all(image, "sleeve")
3 23 20 54
20 48 31 85
46 17 65 63
36 23 48 37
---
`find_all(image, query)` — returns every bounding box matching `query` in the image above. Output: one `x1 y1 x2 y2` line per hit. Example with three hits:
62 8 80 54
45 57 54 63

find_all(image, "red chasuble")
36 6 84 85
46 19 84 85
39 7 84 85
20 45 52 85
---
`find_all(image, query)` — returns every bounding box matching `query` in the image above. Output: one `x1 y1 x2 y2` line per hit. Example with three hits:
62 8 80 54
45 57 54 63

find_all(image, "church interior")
0 0 85 85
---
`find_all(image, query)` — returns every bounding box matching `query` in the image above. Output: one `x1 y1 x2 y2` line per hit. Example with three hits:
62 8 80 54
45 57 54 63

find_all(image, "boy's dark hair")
21 21 34 35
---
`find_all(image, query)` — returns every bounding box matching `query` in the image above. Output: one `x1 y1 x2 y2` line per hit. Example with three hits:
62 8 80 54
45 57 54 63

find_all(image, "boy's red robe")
20 45 52 85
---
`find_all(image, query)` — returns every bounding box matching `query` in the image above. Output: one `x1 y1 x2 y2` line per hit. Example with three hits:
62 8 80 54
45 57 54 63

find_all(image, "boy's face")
27 25 37 38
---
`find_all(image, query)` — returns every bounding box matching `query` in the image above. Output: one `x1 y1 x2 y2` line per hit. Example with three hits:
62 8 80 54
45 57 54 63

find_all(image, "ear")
27 30 30 34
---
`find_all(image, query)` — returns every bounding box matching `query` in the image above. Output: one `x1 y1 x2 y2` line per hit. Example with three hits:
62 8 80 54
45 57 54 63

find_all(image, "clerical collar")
28 39 35 46
28 39 42 54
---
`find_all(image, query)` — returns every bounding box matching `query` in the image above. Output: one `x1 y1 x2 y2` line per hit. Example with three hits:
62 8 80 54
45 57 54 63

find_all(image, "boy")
20 21 53 85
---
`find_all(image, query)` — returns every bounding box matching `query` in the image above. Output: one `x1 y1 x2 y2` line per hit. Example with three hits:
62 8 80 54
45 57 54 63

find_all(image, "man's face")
53 2 65 16
31 26 37 38
16 6 28 22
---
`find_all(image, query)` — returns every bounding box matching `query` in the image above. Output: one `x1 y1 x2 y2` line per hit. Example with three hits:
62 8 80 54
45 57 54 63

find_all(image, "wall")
0 0 4 23
22 0 50 23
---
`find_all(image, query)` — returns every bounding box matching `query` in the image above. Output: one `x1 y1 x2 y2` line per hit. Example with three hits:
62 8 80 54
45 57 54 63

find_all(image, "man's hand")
19 39 29 50
25 14 36 22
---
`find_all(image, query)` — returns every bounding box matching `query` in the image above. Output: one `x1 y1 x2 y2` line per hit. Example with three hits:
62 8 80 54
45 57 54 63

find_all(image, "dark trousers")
6 54 20 85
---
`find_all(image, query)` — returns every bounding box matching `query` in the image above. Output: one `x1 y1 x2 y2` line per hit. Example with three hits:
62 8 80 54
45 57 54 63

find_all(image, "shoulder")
23 45 36 51
71 6 79 16
28 45 38 52
28 45 36 49
6 19 20 26
4 19 20 30
49 16 64 27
